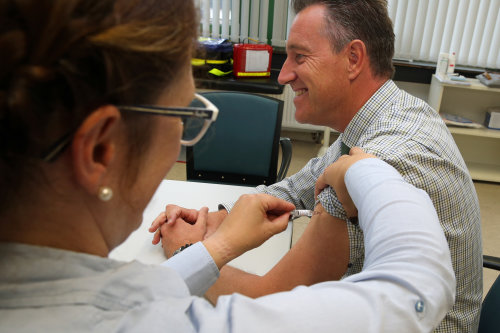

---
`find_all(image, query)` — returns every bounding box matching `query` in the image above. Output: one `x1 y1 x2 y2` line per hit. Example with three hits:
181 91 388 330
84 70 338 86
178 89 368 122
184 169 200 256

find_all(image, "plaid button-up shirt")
249 80 482 332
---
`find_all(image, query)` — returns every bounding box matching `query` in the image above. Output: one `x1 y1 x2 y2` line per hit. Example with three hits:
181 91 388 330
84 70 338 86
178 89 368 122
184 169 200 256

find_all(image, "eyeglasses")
41 93 219 162
119 93 219 146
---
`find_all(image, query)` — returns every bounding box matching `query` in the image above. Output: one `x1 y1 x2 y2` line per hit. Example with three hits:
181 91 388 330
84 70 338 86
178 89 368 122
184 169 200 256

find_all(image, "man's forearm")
205 266 264 304
206 204 350 303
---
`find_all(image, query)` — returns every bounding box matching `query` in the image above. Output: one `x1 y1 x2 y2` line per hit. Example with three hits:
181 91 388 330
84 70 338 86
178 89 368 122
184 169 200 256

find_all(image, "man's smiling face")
278 4 351 131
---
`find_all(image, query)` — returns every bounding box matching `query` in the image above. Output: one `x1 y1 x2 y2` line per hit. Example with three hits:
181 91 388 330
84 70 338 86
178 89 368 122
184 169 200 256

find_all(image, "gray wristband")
172 243 193 256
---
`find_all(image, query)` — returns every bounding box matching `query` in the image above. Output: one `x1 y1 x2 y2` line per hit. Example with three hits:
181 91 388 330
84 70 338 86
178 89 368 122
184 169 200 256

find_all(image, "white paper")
245 50 270 72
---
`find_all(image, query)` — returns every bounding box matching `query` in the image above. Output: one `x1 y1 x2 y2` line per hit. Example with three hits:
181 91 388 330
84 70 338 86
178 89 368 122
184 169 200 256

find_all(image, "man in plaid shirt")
159 1 482 331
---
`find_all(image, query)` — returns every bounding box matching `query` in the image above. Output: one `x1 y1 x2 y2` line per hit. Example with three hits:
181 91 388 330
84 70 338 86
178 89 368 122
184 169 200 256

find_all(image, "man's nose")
277 58 296 85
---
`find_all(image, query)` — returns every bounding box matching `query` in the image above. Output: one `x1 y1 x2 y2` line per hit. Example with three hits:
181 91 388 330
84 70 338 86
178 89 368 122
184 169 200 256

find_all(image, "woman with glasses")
0 0 293 329
0 0 454 332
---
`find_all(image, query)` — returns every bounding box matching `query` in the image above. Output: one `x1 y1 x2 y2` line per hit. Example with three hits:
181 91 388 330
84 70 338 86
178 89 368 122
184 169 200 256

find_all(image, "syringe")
289 209 319 221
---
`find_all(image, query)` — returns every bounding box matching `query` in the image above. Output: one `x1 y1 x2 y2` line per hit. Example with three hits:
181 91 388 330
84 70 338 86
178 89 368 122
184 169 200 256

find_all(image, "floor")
166 130 500 299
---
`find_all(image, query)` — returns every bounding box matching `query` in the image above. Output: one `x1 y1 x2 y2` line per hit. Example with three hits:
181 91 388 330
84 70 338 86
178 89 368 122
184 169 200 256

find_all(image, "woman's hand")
149 205 227 246
315 147 376 218
149 205 199 245
149 206 208 258
202 193 295 269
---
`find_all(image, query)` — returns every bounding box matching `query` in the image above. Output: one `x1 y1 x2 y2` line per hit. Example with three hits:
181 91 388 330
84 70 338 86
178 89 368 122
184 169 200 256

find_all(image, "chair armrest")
483 255 500 271
277 137 292 182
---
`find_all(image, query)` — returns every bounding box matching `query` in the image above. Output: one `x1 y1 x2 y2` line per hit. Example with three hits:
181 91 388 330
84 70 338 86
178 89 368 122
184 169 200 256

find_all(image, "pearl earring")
98 186 113 202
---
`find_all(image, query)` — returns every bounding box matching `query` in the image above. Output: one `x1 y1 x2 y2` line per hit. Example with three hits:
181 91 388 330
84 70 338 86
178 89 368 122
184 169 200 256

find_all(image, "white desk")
109 180 292 275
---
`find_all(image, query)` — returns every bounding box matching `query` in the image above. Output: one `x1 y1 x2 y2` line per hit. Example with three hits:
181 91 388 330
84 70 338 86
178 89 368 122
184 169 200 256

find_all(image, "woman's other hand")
150 205 227 245
315 147 376 218
154 206 208 258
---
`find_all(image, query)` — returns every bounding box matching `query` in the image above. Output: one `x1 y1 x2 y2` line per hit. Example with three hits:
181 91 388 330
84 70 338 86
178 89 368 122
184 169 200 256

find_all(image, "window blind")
197 0 292 46
388 0 500 69
199 0 500 70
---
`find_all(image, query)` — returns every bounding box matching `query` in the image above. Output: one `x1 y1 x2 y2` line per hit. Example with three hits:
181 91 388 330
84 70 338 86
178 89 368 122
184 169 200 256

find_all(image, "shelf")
438 77 500 93
448 126 500 139
466 162 500 183
430 74 500 183
195 69 284 94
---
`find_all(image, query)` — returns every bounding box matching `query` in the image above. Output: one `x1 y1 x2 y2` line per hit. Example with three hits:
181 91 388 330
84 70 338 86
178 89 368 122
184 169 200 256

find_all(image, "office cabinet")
428 75 500 182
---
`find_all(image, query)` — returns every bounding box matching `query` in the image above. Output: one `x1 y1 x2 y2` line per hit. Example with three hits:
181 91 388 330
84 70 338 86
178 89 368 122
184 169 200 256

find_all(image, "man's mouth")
295 89 307 97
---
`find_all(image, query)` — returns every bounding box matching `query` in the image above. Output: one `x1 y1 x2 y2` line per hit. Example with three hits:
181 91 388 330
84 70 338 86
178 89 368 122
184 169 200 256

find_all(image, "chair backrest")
186 91 284 186
479 255 500 333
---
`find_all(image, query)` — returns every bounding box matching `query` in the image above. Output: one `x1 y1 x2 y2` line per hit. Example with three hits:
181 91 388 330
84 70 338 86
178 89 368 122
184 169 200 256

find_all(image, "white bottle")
436 52 449 77
447 52 456 74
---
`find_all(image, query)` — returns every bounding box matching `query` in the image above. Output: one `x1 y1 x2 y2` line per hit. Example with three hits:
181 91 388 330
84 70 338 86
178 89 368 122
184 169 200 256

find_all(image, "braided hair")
0 0 198 211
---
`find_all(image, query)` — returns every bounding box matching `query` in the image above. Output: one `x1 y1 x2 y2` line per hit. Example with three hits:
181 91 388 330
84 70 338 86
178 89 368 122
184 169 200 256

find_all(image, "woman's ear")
71 105 121 196
346 39 366 80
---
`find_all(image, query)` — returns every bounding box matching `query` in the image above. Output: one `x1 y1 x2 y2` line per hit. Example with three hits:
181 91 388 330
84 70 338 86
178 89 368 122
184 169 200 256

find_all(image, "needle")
289 209 319 221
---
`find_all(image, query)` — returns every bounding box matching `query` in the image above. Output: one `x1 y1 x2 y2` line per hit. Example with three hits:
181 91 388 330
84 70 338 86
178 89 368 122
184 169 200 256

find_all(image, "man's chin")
294 111 321 126
294 108 309 124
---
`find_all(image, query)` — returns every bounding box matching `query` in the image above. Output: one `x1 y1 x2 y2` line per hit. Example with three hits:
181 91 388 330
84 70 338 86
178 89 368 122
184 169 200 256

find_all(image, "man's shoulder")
361 86 452 158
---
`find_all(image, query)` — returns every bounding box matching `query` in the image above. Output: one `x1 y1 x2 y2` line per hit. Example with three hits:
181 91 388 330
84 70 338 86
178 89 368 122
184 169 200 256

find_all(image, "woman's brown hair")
0 0 198 210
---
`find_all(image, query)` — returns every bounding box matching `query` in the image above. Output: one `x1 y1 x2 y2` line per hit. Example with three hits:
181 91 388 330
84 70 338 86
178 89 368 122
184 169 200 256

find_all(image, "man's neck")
335 75 388 133
352 74 388 114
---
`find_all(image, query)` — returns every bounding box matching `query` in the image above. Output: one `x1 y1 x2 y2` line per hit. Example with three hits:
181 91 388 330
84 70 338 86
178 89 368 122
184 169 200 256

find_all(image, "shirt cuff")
161 242 219 296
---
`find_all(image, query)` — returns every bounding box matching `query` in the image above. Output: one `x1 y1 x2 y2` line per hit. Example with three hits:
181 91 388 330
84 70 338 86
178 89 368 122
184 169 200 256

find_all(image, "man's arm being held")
205 205 349 303
198 149 455 332
205 149 373 302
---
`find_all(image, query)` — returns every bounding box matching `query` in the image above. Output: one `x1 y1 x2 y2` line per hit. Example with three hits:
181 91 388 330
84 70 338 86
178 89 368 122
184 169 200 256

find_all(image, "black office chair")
186 91 292 186
479 255 500 333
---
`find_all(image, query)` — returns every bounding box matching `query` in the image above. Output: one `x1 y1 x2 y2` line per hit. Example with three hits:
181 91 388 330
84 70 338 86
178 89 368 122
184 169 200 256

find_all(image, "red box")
233 44 273 78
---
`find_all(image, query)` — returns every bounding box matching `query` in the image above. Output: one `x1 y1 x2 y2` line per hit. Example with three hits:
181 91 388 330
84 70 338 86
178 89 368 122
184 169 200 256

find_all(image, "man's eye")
295 54 305 63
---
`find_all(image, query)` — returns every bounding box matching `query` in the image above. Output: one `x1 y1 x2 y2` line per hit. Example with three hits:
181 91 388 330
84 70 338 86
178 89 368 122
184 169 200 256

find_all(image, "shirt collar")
0 242 122 283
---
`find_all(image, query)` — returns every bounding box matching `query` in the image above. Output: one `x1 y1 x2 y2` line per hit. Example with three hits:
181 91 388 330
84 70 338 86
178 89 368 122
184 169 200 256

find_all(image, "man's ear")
71 105 121 196
346 39 366 80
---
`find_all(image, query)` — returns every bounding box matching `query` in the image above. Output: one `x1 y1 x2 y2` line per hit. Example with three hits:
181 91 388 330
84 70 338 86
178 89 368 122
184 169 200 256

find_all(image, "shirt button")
415 300 425 313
